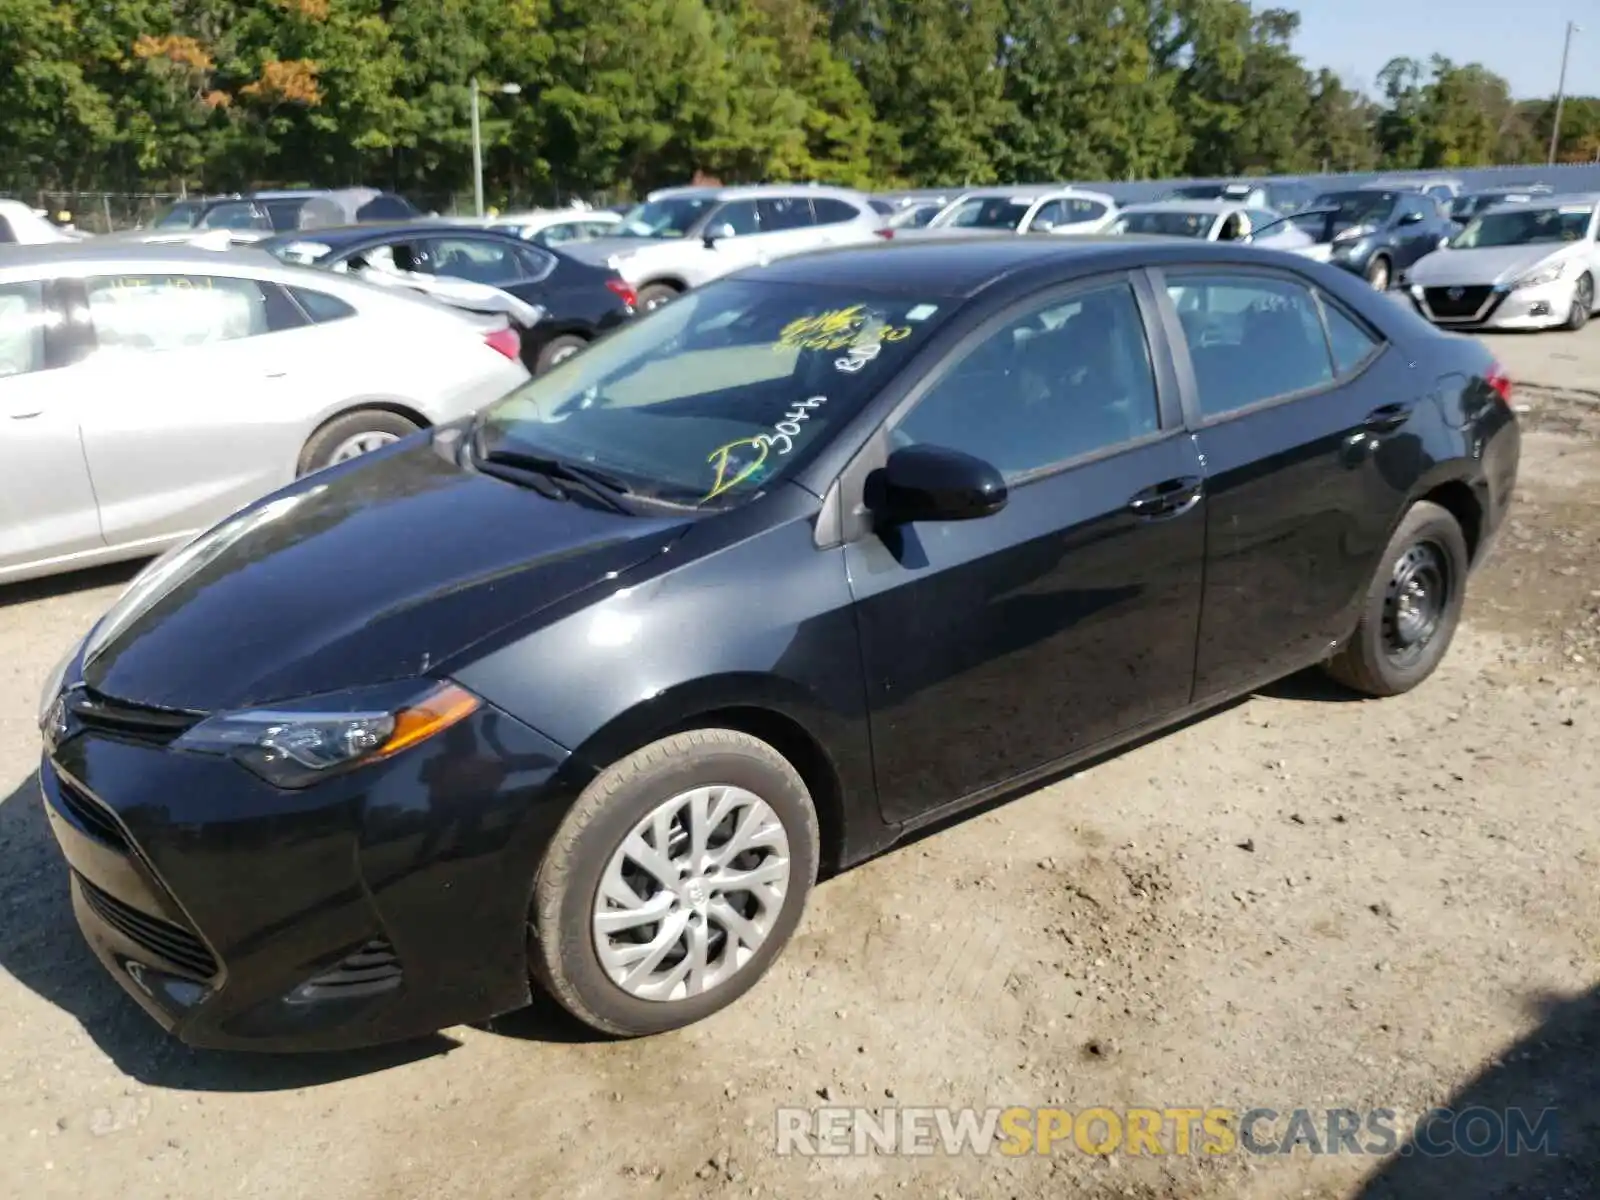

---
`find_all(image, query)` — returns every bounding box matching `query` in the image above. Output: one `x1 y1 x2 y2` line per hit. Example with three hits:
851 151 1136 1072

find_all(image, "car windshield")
151 202 204 230
615 197 716 239
1162 185 1227 201
1115 210 1215 238
1292 191 1396 239
473 280 952 507
1450 206 1594 249
932 197 1033 230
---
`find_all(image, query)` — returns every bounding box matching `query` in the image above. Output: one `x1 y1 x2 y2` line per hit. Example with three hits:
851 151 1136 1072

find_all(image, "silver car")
1111 200 1316 253
1405 195 1600 331
0 243 529 584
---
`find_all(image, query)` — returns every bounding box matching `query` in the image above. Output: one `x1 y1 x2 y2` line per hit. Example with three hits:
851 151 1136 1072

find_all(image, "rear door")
1155 266 1419 703
846 275 1206 822
754 195 820 259
71 272 308 546
1392 195 1438 269
0 278 103 572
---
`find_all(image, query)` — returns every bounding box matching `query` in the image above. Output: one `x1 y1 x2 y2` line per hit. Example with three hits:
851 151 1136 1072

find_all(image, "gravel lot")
1 323 1597 1200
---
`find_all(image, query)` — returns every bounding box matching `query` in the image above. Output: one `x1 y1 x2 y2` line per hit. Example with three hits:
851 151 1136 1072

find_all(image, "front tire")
532 729 820 1037
1564 272 1593 331
297 409 421 476
1364 255 1391 292
636 282 681 312
1323 500 1469 696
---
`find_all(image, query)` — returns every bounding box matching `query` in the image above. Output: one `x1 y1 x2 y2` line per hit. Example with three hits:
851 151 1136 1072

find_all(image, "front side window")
615 196 717 239
85 274 272 352
1294 191 1397 240
893 283 1160 480
151 201 203 230
706 201 759 238
1167 275 1334 417
0 281 48 377
476 280 951 506
1450 205 1595 249
198 202 270 231
1116 210 1214 239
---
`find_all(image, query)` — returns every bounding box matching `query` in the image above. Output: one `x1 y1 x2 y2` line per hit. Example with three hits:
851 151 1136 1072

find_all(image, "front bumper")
40 692 574 1051
1407 278 1575 330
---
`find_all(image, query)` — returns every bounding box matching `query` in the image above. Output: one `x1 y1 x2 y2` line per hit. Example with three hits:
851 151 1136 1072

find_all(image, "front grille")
289 939 403 1003
66 689 200 746
1424 285 1494 319
54 775 130 850
77 874 218 980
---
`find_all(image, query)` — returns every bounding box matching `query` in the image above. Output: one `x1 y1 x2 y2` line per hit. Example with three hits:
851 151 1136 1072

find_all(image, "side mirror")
703 223 736 248
865 444 1007 526
1398 211 1424 226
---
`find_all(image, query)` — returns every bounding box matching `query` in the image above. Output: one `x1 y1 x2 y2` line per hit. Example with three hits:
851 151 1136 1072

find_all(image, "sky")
1289 0 1594 100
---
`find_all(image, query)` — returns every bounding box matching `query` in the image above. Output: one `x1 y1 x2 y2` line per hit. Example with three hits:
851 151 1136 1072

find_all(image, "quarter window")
0 281 48 377
1166 275 1334 416
85 274 273 352
894 282 1160 480
811 198 862 226
288 286 356 324
1321 299 1382 375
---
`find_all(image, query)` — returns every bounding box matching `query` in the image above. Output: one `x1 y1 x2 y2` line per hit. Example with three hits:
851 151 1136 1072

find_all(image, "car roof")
646 183 869 203
260 221 518 248
1484 192 1600 208
737 235 1292 298
1120 200 1242 215
0 242 285 276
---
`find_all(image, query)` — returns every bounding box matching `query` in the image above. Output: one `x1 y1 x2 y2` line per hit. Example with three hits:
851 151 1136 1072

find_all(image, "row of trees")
4 0 1597 210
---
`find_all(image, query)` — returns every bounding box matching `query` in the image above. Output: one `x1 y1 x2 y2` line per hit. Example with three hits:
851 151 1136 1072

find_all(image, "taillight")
1486 361 1513 406
605 278 638 309
484 326 521 361
874 228 895 239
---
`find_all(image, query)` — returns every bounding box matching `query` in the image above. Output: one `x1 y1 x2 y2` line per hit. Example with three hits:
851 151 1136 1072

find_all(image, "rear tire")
535 333 588 373
1364 255 1391 292
1564 273 1592 331
636 282 680 312
1323 500 1469 697
531 729 819 1038
297 409 421 476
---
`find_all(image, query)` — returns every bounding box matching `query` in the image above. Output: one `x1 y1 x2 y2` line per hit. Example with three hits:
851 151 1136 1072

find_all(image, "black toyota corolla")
37 237 1519 1050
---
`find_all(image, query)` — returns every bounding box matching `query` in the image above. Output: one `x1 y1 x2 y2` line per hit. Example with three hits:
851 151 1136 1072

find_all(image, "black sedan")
1292 189 1458 290
37 237 1519 1049
261 222 638 373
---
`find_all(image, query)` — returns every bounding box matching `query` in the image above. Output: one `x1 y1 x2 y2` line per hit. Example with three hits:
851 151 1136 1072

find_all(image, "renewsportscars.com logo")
775 1106 1560 1159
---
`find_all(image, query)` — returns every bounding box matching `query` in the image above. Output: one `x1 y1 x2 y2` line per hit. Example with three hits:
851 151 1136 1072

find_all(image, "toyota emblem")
1447 287 1464 300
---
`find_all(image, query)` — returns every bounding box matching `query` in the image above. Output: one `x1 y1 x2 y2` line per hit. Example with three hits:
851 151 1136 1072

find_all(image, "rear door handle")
8 410 42 419
1363 402 1414 434
1128 475 1203 519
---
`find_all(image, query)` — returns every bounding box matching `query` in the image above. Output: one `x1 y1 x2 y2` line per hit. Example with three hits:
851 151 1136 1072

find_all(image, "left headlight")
172 681 481 789
1514 262 1565 290
36 645 76 728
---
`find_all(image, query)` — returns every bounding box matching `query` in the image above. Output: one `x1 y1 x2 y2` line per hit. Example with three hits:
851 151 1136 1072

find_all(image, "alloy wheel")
592 786 792 1002
327 431 401 463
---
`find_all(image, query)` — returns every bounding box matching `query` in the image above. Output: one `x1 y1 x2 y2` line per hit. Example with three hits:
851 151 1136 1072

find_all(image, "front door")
1157 267 1420 703
846 277 1206 823
0 279 102 572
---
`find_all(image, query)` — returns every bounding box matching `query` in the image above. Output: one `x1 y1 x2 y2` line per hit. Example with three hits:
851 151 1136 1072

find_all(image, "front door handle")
8 410 43 419
1363 402 1413 434
1128 475 1203 520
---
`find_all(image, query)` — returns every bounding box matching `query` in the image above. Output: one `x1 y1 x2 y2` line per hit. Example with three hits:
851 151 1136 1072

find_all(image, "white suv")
560 185 881 310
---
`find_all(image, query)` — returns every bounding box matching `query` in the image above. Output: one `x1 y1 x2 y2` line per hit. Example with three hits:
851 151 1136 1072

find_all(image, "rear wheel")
297 409 421 476
1364 255 1391 292
535 333 588 373
531 729 819 1037
1323 500 1469 696
636 282 680 312
1564 272 1593 331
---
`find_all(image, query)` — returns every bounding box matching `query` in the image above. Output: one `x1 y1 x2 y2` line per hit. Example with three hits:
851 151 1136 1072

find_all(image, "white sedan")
487 207 623 250
1405 196 1600 331
922 186 1120 236
0 243 529 584
1111 200 1316 252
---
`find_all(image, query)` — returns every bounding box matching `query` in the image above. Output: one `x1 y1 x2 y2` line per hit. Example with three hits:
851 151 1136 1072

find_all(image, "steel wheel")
592 785 792 1002
1382 541 1449 667
327 430 401 463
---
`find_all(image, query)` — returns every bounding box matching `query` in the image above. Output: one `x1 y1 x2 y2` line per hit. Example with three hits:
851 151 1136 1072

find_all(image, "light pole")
1548 21 1581 166
470 77 522 218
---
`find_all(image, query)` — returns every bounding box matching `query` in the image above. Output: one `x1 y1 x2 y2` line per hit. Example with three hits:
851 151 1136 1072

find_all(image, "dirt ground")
0 325 1597 1200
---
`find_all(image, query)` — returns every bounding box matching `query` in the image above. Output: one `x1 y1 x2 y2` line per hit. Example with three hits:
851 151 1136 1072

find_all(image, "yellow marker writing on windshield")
703 436 769 501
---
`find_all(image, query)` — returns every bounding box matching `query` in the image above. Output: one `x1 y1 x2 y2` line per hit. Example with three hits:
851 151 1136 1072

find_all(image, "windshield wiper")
468 428 633 513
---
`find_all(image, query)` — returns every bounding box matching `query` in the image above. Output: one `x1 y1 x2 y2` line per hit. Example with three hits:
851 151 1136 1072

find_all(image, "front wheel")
636 282 680 312
297 409 421 476
1564 273 1593 331
531 729 820 1037
1364 255 1391 292
1323 500 1469 696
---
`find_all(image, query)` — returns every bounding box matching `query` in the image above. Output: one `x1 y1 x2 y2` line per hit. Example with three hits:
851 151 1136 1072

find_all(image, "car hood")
556 235 692 268
79 439 692 712
1406 243 1577 287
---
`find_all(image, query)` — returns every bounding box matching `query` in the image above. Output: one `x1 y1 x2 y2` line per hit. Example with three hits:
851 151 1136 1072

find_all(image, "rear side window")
758 197 813 231
425 237 526 285
1320 298 1382 375
1166 274 1334 417
0 280 48 377
811 198 862 226
264 200 308 231
288 286 356 324
85 274 273 352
